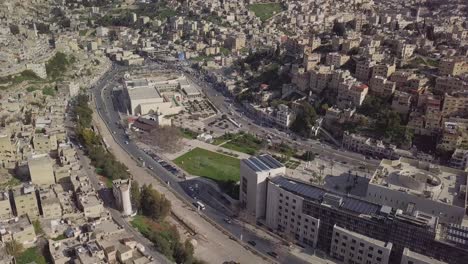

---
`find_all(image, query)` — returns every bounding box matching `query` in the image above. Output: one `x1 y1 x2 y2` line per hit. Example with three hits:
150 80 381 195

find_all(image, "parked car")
267 252 278 258
247 241 256 247
224 218 232 224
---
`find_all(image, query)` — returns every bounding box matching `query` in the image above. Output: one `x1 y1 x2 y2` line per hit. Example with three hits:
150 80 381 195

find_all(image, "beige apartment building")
439 57 468 76
355 59 375 82
0 215 36 246
0 191 13 221
442 91 468 118
28 155 56 186
0 134 17 169
11 184 40 220
325 52 350 68
435 76 468 94
330 225 392 264
309 65 333 95
369 76 396 97
371 63 396 79
39 189 62 219
77 193 105 219
33 134 57 154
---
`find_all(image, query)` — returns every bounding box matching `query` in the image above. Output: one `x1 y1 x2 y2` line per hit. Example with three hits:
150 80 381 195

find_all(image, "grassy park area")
247 2 284 21
16 247 47 264
222 133 265 155
173 147 240 182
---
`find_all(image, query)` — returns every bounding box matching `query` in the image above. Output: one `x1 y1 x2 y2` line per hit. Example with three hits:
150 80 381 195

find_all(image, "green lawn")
16 247 47 264
222 133 265 155
173 147 240 182
247 2 284 22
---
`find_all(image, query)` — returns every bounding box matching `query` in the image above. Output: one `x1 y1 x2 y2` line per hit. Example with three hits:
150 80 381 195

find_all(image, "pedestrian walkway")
165 138 251 160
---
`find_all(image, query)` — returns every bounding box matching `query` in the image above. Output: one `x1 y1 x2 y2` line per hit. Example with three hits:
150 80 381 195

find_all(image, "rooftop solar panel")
271 176 380 216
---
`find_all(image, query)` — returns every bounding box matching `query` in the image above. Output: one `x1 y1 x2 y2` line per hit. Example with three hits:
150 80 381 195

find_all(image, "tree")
290 102 317 137
301 151 315 161
332 21 346 36
174 240 195 264
5 240 23 257
140 184 171 221
130 180 140 212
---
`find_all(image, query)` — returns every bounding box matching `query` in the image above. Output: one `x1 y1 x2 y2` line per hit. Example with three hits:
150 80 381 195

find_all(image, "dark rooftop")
243 155 284 172
270 176 381 216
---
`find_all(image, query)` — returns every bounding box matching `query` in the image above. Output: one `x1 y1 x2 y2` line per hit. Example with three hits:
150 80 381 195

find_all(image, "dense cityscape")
0 0 467 263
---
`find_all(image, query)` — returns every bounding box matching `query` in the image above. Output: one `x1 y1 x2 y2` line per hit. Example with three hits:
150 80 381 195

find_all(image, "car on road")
124 141 129 144
148 166 153 170
224 218 232 224
247 241 256 247
267 252 278 258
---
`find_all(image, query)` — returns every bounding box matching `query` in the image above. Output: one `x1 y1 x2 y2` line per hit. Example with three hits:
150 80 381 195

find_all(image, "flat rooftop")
127 85 161 100
373 158 467 208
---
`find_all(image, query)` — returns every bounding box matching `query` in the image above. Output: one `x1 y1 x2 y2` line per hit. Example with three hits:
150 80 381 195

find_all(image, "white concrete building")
401 248 448 264
112 179 132 216
240 155 285 219
330 225 392 264
367 158 467 224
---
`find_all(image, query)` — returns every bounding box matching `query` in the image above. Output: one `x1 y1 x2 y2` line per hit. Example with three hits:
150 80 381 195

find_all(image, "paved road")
65 104 170 264
91 62 311 263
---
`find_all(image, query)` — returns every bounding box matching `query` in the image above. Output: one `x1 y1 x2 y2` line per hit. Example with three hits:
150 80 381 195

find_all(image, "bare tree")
140 126 184 153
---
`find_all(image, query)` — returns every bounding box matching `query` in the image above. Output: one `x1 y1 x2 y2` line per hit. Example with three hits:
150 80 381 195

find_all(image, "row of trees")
74 94 130 180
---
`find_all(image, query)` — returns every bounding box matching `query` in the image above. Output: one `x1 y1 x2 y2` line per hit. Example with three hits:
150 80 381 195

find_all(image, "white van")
194 201 206 210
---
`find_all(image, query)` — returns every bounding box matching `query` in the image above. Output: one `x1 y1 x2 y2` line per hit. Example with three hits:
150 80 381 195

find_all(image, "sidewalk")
165 138 251 160
92 111 268 264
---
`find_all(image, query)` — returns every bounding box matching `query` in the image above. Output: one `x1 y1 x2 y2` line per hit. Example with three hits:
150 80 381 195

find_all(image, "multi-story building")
337 82 368 109
342 132 399 159
325 52 350 68
401 248 448 264
303 52 321 71
442 91 468 118
391 91 412 114
368 158 467 224
330 225 392 264
33 134 57 154
77 193 105 219
369 76 396 97
0 134 16 169
240 155 286 220
372 63 396 79
28 155 56 186
0 191 13 221
112 179 133 216
275 104 295 129
0 215 36 246
435 75 468 94
11 184 40 220
256 171 468 264
355 59 375 82
39 189 62 219
309 65 333 95
439 57 468 76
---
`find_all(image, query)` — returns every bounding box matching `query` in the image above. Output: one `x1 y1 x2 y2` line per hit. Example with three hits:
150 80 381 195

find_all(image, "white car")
124 141 129 144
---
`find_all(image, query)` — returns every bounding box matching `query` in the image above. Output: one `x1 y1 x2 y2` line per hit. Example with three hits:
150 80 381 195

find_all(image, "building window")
377 250 382 254
352 239 356 243
369 246 373 251
280 193 283 197
293 199 296 203
376 257 382 262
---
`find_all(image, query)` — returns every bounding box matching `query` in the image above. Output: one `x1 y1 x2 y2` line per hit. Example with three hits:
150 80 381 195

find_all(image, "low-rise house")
0 215 36 246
